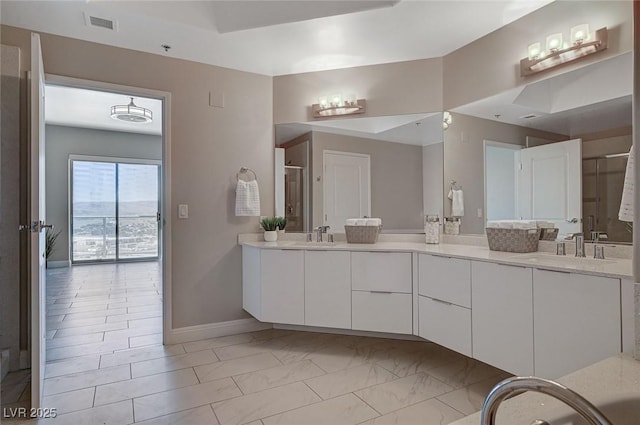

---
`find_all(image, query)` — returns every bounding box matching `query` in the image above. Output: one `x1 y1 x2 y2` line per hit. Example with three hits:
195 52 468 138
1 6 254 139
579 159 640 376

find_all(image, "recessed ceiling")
0 0 553 76
276 112 443 146
45 85 163 135
451 53 632 136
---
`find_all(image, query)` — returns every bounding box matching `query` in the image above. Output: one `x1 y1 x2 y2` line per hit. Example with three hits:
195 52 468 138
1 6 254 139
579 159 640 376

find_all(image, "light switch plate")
477 208 483 218
178 204 189 219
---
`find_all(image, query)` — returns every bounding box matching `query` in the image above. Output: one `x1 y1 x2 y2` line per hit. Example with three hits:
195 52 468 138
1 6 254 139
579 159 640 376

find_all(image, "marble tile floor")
4 262 512 424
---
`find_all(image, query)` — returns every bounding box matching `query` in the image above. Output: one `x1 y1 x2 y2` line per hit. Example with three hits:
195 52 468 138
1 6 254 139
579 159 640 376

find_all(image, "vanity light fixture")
443 111 453 130
312 93 366 118
110 97 153 123
520 26 607 77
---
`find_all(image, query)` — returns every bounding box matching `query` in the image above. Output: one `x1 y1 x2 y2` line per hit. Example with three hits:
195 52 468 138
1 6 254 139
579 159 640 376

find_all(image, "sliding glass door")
71 158 160 263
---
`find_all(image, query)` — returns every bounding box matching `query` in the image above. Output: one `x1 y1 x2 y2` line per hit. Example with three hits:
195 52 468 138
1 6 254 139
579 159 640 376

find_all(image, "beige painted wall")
1 44 24 371
45 125 163 262
311 132 424 231
443 1 633 109
273 58 443 124
2 25 274 329
443 113 567 234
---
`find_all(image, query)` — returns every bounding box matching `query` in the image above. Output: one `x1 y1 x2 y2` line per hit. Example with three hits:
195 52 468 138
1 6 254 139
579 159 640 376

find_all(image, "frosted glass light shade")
546 33 563 53
571 24 590 45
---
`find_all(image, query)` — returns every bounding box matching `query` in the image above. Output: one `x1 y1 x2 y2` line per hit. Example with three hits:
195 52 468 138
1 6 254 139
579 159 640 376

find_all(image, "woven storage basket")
539 228 559 241
344 225 381 244
486 228 541 253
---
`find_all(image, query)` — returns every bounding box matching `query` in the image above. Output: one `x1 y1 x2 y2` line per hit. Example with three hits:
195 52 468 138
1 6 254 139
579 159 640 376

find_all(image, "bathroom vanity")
242 240 632 380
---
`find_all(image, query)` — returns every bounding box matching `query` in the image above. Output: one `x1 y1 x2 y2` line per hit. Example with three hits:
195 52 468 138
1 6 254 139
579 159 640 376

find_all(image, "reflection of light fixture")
312 93 366 118
520 27 607 77
443 111 452 130
110 97 153 123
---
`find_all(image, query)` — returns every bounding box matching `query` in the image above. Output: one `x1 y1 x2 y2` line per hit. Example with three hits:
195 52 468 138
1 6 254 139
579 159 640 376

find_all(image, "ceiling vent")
520 113 540 120
84 13 118 31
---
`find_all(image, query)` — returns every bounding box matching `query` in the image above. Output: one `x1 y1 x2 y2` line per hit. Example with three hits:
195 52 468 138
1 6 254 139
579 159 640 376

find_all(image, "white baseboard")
273 324 423 341
165 318 272 345
47 260 70 268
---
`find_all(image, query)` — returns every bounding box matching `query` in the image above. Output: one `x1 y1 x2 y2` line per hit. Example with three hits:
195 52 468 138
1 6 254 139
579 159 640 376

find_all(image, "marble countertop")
241 240 632 279
450 354 640 425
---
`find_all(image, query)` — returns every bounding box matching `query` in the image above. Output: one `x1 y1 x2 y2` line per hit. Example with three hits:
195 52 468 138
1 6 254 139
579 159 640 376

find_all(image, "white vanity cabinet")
305 251 351 329
242 246 305 325
417 254 472 356
351 252 413 334
471 261 534 376
533 269 621 379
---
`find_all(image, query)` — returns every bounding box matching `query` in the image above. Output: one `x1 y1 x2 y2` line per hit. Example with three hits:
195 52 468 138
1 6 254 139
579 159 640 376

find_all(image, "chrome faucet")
481 376 613 425
314 226 330 242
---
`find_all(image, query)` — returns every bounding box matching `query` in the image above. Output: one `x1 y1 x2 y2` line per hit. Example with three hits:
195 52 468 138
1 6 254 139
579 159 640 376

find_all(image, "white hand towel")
619 146 634 222
235 179 261 216
451 189 464 217
345 219 358 226
365 218 382 226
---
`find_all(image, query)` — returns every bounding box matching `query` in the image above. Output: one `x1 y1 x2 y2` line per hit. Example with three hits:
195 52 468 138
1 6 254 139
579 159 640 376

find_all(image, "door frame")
43 74 173 344
322 150 371 227
68 155 162 264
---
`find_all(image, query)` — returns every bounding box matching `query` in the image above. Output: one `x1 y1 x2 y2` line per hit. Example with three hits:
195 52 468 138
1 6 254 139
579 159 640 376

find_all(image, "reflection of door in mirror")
323 151 371 231
518 139 582 237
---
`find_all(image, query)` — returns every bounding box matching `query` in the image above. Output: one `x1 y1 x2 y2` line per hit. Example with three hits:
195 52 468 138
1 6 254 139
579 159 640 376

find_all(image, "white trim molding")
165 318 272 345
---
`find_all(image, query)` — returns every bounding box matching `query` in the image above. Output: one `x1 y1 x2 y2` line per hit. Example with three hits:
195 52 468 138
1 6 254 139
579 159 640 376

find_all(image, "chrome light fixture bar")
110 97 153 123
520 27 607 77
312 94 366 119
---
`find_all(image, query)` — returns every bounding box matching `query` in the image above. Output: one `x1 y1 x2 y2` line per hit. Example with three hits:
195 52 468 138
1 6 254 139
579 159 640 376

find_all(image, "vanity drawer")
351 252 412 293
418 254 471 308
418 295 471 357
352 291 412 334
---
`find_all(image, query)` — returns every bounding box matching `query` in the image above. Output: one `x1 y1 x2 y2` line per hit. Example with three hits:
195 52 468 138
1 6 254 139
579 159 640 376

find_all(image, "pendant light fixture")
110 97 153 123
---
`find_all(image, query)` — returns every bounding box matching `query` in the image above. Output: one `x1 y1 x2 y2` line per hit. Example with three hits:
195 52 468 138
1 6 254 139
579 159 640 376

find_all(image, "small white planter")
264 231 278 242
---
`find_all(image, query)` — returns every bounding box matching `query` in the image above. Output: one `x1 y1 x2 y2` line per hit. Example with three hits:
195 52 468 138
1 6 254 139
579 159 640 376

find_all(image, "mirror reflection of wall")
444 52 632 243
275 113 444 233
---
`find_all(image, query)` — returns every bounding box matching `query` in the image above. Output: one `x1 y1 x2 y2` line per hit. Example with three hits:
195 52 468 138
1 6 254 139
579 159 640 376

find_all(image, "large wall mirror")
275 113 444 233
444 52 632 243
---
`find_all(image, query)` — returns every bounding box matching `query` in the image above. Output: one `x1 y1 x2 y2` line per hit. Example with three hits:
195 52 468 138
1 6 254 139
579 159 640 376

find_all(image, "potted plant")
45 227 61 268
260 217 279 242
275 216 287 235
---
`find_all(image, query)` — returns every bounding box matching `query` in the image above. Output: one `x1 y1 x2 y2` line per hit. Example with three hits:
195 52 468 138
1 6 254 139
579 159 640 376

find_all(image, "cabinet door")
418 295 471 356
261 249 305 325
352 252 412 293
305 251 351 329
472 262 533 376
533 269 621 379
352 291 412 334
418 255 471 308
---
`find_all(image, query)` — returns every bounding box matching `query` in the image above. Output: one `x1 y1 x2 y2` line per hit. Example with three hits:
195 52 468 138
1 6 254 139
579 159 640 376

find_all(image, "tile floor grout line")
351 391 384 417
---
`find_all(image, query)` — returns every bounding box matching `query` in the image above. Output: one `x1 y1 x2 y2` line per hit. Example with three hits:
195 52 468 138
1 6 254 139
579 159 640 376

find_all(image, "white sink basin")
515 253 615 266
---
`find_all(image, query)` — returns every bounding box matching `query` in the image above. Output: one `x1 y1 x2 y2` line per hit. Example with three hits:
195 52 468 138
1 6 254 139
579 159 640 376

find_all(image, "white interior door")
29 33 47 409
518 139 582 236
323 151 371 232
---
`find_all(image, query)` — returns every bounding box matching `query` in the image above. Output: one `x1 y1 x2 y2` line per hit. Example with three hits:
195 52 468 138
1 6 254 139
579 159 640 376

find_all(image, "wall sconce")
312 93 366 118
443 111 452 130
520 26 607 77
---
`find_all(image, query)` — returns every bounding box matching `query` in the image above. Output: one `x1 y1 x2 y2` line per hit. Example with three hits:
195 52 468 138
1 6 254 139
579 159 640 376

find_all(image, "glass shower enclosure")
284 165 306 232
582 153 631 243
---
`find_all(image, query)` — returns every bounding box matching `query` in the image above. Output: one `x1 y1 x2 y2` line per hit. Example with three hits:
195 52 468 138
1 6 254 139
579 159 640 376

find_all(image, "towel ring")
450 180 462 190
237 167 257 182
